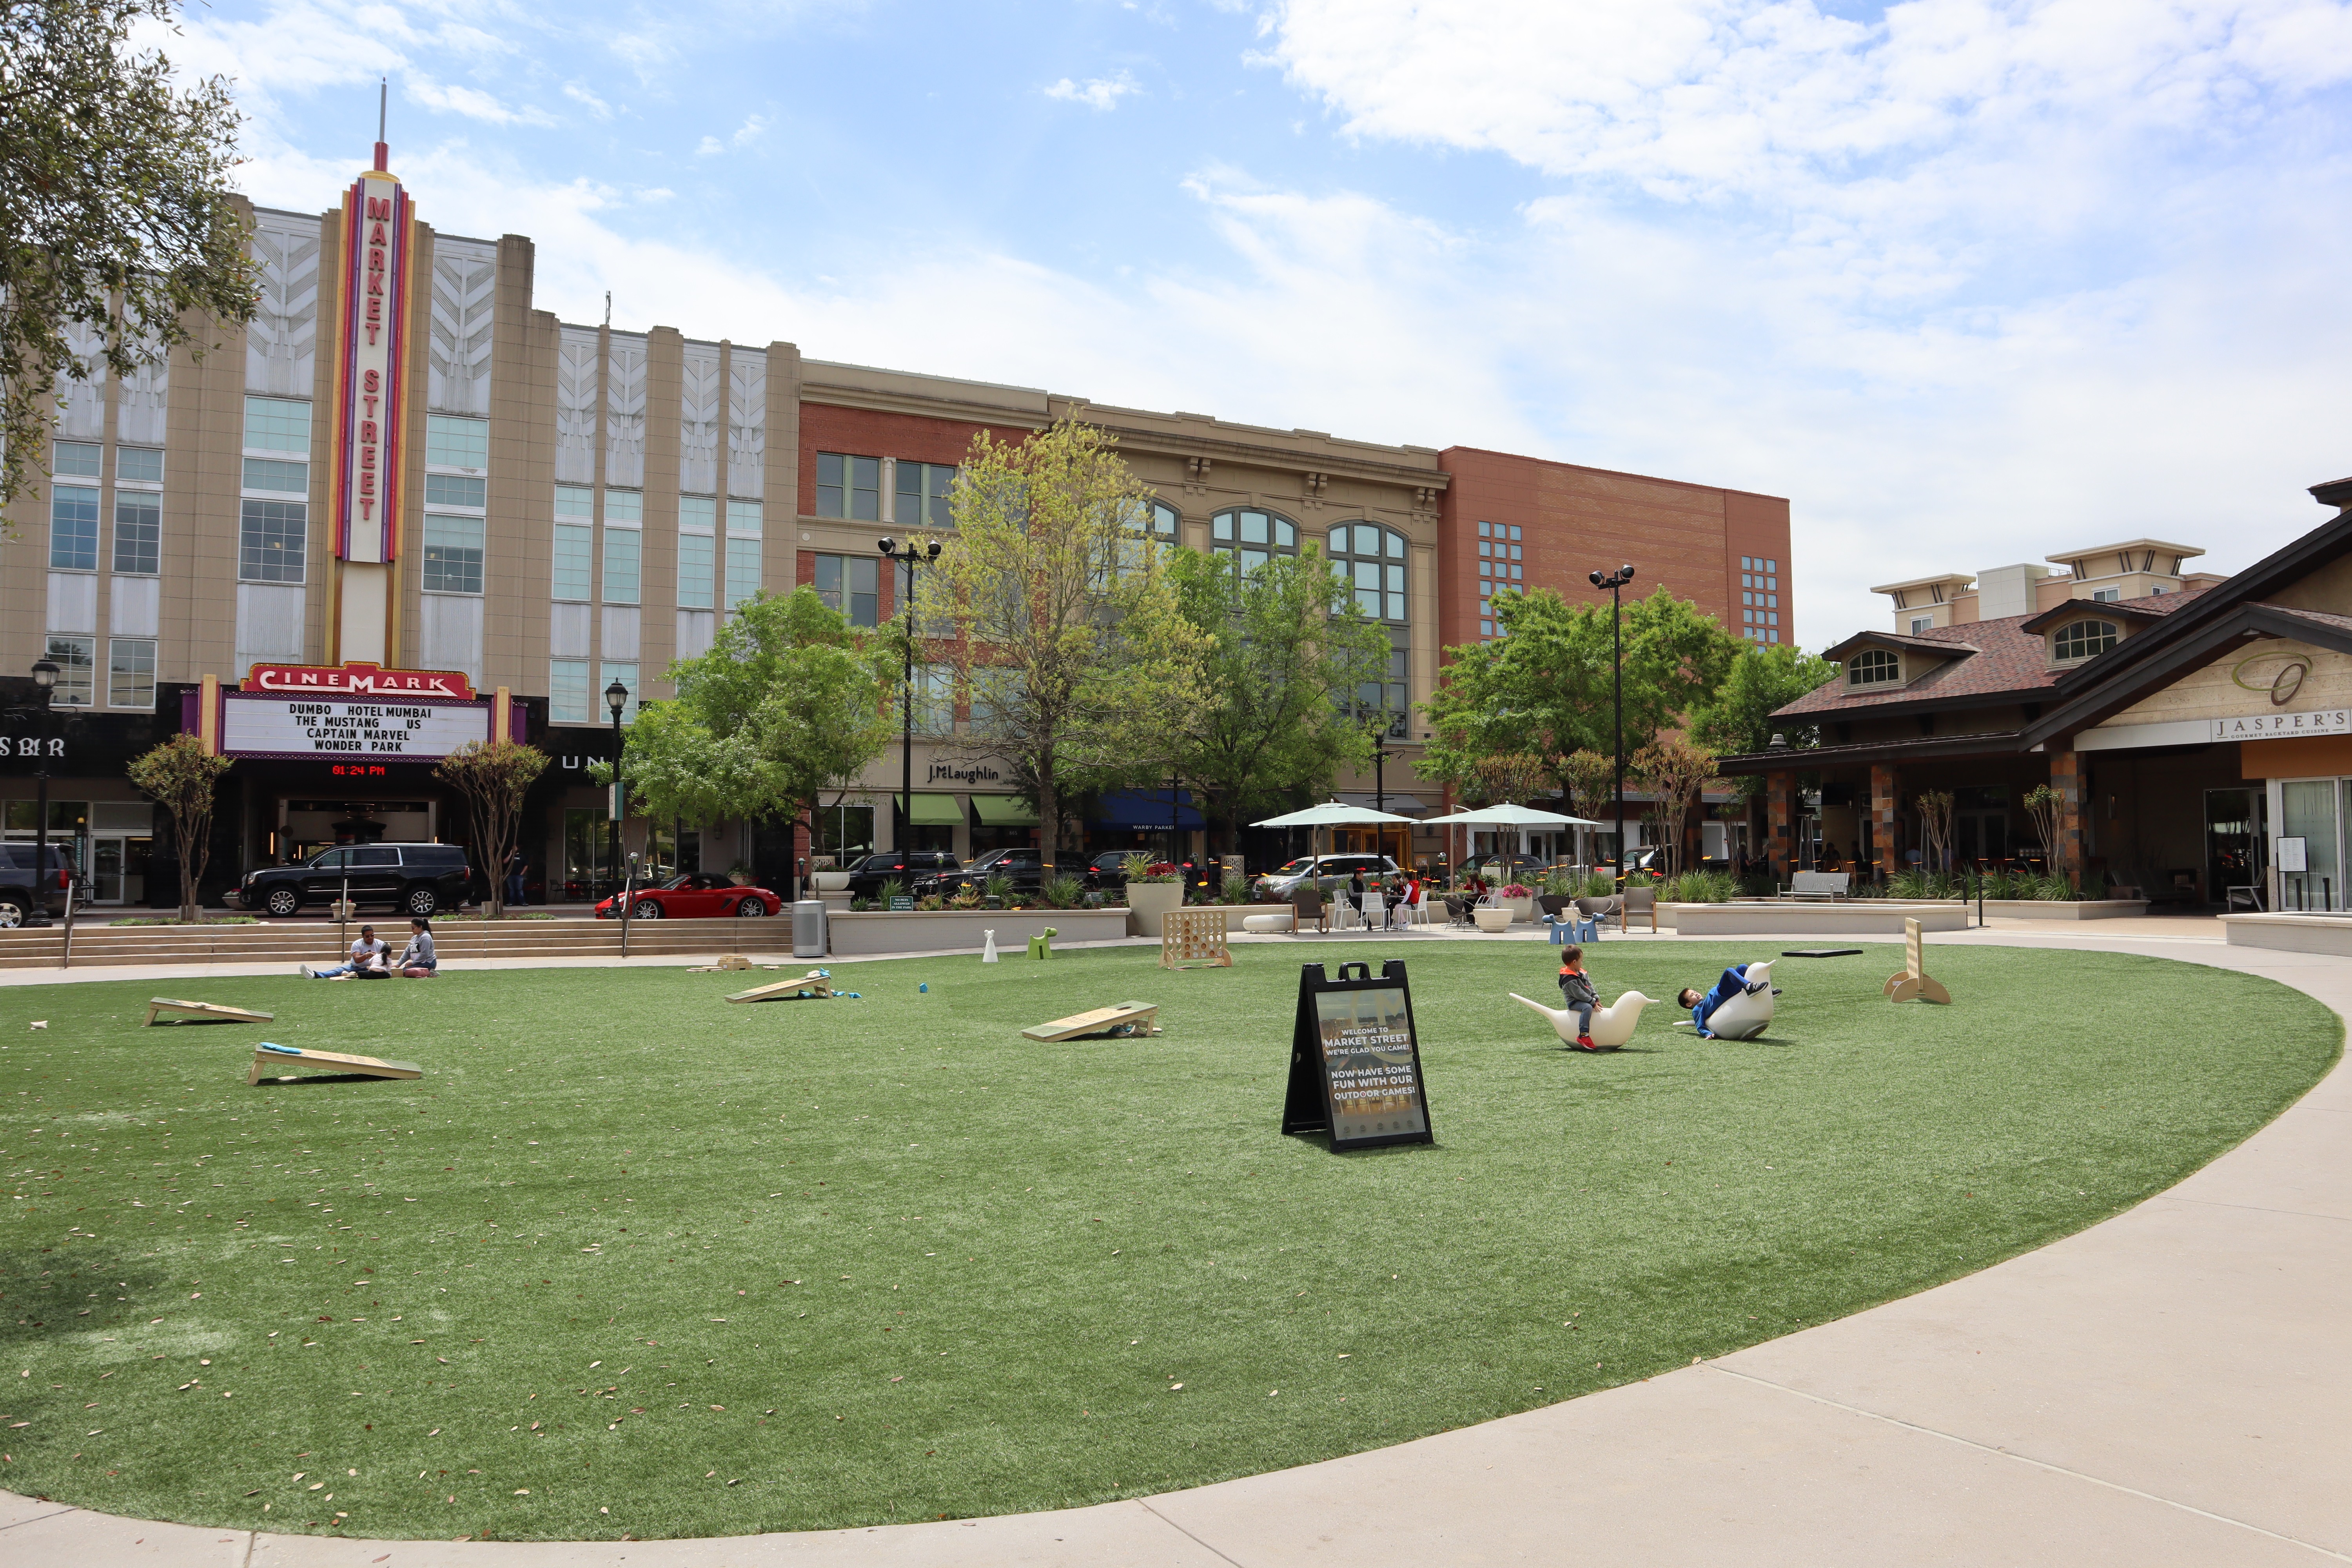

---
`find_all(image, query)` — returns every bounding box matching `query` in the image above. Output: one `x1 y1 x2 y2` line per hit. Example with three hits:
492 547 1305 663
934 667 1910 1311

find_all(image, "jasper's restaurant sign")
242 662 474 701
2212 708 2351 741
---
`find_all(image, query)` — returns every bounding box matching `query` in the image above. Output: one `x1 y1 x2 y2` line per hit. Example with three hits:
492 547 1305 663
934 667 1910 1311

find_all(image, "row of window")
549 659 638 726
38 635 154 709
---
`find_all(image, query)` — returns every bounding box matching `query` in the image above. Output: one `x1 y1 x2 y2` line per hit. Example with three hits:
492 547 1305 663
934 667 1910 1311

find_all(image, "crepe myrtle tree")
434 740 549 917
1 0 259 523
1630 735 1716 878
600 587 898 893
126 731 231 922
918 417 1207 872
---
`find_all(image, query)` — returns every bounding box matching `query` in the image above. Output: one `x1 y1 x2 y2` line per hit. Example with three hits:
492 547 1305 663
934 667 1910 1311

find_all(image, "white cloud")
695 134 725 156
409 78 557 128
1045 71 1142 110
733 113 769 147
563 81 613 119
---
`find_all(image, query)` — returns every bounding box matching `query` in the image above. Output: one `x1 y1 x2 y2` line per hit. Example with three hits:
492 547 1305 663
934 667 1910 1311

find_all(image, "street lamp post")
605 678 628 909
1369 726 1392 868
878 536 942 859
27 659 58 927
1586 564 1637 883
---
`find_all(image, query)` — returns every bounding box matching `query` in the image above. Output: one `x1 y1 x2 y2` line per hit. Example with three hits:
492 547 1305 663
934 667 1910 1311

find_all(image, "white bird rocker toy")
1675 959 1777 1041
1509 988 1659 1050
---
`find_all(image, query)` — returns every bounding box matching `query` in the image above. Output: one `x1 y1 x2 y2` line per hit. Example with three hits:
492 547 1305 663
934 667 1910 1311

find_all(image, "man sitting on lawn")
307 926 389 980
1678 964 1768 1039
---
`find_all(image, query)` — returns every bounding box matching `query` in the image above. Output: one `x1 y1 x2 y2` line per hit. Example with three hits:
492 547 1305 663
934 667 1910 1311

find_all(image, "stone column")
1766 771 1794 881
1871 762 1900 880
2051 746 2085 886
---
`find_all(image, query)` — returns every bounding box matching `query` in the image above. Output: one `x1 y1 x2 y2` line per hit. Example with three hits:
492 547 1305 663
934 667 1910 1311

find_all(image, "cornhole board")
1021 1002 1161 1042
248 1042 420 1085
148 998 274 1027
1882 918 1952 1005
1782 949 1862 958
726 971 836 1003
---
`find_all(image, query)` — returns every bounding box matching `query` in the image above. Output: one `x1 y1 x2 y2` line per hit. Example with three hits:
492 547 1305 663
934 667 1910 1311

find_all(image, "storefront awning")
971 794 1038 826
904 793 965 826
1097 789 1204 830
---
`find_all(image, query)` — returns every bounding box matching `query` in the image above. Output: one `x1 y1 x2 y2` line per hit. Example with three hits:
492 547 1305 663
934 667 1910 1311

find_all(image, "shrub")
984 872 1016 904
916 894 946 911
1582 871 1616 898
1500 882 1533 899
1661 870 1736 903
878 877 908 906
1040 874 1085 909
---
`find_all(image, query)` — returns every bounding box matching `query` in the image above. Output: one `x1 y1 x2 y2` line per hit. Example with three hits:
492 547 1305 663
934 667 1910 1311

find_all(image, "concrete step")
0 917 805 969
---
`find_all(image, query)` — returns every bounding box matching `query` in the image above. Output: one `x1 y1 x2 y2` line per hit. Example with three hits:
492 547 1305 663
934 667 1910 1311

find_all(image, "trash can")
792 899 828 959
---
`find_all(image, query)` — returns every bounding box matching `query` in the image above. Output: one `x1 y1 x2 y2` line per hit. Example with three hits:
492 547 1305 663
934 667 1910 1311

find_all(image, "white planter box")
1240 910 1297 935
811 871 853 893
2221 912 2352 954
1665 901 1971 935
1126 882 1185 937
824 908 1129 957
1500 895 1535 924
1975 898 2151 921
1472 907 1515 933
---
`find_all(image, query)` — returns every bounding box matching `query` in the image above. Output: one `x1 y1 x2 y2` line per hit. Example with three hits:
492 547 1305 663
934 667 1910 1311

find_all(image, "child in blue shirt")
1678 965 1766 1038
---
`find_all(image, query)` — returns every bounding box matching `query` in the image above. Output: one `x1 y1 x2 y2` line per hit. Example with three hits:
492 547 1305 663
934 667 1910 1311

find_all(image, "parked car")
236 843 472 918
1255 853 1399 900
845 851 959 902
0 844 83 927
916 847 1045 901
595 873 781 920
1474 853 1554 884
1080 850 1141 893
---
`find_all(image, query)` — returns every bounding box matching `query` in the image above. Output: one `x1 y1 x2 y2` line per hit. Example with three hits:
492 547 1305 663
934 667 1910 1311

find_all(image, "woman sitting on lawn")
395 917 437 978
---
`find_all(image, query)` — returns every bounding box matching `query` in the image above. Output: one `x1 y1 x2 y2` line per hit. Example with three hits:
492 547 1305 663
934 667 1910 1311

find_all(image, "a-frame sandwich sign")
1281 960 1434 1151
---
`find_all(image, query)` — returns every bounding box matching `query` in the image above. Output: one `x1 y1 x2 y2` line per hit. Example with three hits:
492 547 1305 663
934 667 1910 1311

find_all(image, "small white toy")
982 929 999 963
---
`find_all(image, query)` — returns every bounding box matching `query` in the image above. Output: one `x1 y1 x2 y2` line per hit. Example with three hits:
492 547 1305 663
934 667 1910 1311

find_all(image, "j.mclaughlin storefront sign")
927 762 1002 784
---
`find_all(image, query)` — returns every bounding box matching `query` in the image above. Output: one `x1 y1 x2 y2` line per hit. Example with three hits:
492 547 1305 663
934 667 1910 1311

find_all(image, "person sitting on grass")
395 916 437 978
306 926 389 980
1678 964 1768 1039
1558 944 1601 1051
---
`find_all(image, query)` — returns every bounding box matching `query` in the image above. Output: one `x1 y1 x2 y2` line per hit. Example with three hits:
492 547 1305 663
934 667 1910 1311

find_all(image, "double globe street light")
1587 564 1636 881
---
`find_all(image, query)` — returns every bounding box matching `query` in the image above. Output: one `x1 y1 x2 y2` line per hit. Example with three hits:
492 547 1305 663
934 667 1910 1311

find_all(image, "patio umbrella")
1250 801 1416 871
1420 802 1605 867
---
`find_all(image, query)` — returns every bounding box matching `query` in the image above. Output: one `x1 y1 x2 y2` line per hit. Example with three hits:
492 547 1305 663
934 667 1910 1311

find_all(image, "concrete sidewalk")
2 928 2345 1565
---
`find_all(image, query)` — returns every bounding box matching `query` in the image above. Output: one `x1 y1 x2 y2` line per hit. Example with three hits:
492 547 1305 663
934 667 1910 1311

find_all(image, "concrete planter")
1472 907 1515 933
1664 900 1971 935
1126 881 1185 937
2221 912 2352 954
1976 898 2151 921
811 871 854 893
1500 895 1536 924
824 908 1128 957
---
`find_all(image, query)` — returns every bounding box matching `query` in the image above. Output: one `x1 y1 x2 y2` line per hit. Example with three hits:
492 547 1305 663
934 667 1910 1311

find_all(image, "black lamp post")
1369 726 1391 868
878 535 942 858
1587 564 1636 880
605 677 628 905
27 659 58 927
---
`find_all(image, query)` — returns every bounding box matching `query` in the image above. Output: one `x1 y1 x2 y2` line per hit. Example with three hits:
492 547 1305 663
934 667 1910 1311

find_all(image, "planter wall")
824 908 1129 957
1975 898 2151 921
1126 882 1185 937
2221 912 2352 955
1664 901 1971 935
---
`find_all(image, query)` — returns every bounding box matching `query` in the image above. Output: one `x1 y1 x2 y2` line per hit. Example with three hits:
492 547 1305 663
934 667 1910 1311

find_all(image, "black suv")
237 843 472 918
843 851 959 903
0 844 83 928
916 848 1044 900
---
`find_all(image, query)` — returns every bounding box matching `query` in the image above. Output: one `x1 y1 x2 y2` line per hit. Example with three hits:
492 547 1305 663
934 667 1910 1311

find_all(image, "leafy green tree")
918 418 1207 871
1416 585 1744 795
610 589 898 884
434 740 549 918
1689 643 1842 756
126 731 230 922
1165 546 1389 852
2 0 257 517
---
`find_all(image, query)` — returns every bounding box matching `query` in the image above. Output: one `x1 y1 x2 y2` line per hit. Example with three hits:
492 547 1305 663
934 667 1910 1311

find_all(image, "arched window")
1211 507 1297 576
2053 619 2118 662
1145 499 1179 539
1848 648 1900 686
1109 497 1182 581
1326 522 1408 623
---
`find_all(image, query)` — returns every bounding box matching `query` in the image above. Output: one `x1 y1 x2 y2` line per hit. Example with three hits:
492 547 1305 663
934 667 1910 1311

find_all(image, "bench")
1788 871 1851 901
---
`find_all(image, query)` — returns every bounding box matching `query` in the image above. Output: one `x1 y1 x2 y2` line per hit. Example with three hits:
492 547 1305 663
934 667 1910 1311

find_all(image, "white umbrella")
1250 801 1415 877
1421 802 1604 868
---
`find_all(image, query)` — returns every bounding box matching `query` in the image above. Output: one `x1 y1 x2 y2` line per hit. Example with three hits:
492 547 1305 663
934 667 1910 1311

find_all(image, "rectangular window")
726 500 763 608
552 523 593 602
602 526 642 604
422 514 486 594
548 659 591 724
1387 562 1406 621
424 473 487 509
555 484 595 520
425 414 489 470
1354 559 1380 619
604 488 644 526
815 452 882 520
241 457 309 495
895 461 956 529
113 492 160 575
914 663 954 732
243 395 311 455
107 637 156 708
600 662 639 723
53 441 102 479
812 554 879 627
238 499 306 583
45 635 95 707
116 445 164 485
678 495 716 609
49 485 99 570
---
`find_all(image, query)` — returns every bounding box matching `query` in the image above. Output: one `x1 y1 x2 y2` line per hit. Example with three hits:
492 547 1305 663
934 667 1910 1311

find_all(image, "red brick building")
1437 447 1792 652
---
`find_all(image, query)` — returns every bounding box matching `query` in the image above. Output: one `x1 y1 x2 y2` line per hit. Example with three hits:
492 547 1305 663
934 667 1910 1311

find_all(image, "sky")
150 0 2352 644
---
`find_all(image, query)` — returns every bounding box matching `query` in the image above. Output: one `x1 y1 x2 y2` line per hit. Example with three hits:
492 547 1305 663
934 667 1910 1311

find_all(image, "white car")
1255 853 1400 900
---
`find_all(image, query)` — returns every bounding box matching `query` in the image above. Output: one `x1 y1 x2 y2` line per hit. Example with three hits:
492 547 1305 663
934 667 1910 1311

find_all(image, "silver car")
1255 853 1399 900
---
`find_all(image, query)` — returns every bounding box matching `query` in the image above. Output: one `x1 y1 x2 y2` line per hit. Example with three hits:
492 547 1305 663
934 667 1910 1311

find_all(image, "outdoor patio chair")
1443 896 1474 929
1618 886 1658 933
1291 886 1330 933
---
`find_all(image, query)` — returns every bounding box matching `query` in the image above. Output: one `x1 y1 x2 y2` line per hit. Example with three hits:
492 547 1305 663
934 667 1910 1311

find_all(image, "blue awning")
1096 789 1204 829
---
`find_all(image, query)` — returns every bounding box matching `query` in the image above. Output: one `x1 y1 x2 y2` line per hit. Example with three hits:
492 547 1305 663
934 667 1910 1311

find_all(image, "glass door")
2278 779 2339 910
90 835 125 904
2206 788 2263 909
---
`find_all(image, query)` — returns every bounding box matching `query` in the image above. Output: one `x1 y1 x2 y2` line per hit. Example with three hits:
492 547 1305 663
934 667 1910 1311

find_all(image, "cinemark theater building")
0 141 1791 909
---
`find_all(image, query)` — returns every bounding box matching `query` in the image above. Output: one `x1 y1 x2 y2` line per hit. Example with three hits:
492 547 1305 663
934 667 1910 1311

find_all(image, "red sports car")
596 873 782 920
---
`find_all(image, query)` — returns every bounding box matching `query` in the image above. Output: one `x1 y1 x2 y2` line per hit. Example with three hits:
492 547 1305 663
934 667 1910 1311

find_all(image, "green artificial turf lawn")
0 942 2337 1541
